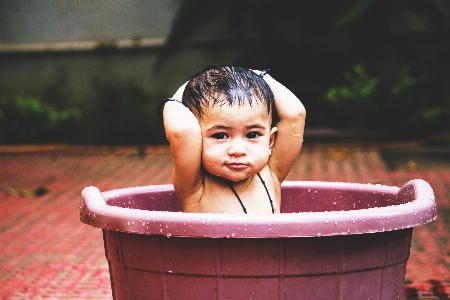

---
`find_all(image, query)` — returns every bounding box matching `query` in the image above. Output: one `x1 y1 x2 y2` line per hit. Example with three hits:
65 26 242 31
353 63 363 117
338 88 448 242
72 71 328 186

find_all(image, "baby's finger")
172 81 189 101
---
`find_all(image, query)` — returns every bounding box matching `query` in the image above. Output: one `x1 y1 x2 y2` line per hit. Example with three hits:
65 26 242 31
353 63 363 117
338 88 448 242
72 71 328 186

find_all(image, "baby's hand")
250 69 271 79
172 81 189 101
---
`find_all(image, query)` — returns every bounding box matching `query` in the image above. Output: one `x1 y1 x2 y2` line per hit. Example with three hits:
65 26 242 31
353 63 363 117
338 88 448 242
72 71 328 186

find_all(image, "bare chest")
199 174 280 214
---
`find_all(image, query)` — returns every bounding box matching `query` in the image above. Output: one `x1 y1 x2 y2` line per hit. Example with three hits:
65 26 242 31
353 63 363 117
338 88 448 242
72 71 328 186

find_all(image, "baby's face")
199 102 276 182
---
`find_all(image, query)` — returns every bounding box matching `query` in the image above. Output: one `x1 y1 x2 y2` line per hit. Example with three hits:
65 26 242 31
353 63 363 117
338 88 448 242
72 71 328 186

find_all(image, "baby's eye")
246 131 261 139
212 132 228 140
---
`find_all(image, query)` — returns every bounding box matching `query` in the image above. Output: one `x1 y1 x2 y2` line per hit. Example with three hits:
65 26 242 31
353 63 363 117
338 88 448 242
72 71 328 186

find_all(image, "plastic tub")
80 180 436 300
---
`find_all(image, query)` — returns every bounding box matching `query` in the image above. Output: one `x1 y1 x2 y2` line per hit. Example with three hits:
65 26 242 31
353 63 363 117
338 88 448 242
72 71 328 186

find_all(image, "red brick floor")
0 145 448 299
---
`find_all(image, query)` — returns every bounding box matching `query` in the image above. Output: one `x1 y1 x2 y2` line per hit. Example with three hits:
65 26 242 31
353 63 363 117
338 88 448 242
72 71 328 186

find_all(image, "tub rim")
80 180 436 238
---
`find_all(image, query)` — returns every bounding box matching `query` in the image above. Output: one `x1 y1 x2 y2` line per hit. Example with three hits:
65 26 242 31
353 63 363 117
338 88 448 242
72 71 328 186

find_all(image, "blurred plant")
333 0 373 28
395 67 449 123
0 95 80 144
323 64 379 127
411 105 449 122
390 65 420 96
387 65 450 137
323 63 450 137
87 81 161 145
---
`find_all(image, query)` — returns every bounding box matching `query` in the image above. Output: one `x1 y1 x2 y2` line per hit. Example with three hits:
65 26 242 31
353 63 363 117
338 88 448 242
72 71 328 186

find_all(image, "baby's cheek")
201 148 218 167
253 152 269 165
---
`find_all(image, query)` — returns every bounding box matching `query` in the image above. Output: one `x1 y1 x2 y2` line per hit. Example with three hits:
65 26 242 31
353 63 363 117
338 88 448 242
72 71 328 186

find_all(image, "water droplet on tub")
325 220 329 224
333 202 337 206
314 190 317 194
308 189 311 193
316 233 322 237
252 291 256 296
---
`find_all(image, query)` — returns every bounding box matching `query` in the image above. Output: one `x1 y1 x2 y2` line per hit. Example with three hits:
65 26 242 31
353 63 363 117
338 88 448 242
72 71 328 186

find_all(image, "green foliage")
87 81 162 145
323 63 450 136
0 95 80 144
411 106 449 122
391 65 420 96
334 0 373 28
388 66 449 127
323 64 379 127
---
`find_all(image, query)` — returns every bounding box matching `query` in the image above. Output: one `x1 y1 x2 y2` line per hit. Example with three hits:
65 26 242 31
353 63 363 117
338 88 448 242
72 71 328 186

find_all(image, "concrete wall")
0 0 249 103
0 0 182 103
0 0 178 43
0 0 250 143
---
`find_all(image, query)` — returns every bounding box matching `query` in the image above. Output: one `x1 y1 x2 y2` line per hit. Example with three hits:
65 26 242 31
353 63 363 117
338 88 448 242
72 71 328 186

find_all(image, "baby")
160 66 305 214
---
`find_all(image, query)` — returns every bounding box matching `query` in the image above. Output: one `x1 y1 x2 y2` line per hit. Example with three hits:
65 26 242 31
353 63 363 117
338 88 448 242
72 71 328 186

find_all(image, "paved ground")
0 144 449 299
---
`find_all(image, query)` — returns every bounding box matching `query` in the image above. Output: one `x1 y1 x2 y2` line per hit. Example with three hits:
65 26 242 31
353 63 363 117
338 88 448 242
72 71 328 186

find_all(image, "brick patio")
0 144 448 299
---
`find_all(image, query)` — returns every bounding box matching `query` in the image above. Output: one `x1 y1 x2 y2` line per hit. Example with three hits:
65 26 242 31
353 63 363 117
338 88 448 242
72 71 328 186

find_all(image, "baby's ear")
269 127 278 149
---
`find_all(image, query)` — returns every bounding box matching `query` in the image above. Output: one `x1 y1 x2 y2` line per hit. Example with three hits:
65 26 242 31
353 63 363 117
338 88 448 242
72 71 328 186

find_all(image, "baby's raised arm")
265 74 306 182
162 83 203 206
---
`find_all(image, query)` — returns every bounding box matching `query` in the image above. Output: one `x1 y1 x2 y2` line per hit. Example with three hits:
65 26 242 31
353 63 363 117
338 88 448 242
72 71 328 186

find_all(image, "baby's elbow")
301 109 306 123
297 99 306 115
287 104 306 123
297 105 306 119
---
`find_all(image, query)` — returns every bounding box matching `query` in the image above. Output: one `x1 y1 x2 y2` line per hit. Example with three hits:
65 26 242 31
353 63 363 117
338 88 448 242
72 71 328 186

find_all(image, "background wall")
0 0 250 144
1 0 449 144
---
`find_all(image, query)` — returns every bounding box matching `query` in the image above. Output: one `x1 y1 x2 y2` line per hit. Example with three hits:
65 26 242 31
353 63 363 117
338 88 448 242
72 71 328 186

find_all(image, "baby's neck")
204 171 256 189
227 174 255 189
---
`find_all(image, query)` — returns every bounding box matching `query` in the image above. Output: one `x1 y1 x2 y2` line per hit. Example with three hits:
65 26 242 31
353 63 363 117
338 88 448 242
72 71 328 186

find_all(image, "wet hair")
182 65 276 124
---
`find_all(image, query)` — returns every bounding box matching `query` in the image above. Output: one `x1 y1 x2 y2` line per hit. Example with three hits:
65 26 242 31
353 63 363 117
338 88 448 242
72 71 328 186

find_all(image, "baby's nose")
228 139 246 156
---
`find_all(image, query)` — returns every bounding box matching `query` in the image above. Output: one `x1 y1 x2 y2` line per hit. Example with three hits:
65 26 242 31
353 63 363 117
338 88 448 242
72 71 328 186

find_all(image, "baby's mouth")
226 162 248 170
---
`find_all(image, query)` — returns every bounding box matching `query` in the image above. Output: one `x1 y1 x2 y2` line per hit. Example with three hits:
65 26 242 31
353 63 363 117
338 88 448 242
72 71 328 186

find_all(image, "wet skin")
199 102 277 183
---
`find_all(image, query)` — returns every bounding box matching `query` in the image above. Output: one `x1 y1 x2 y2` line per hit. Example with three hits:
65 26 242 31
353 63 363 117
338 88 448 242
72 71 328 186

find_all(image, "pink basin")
80 180 436 299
